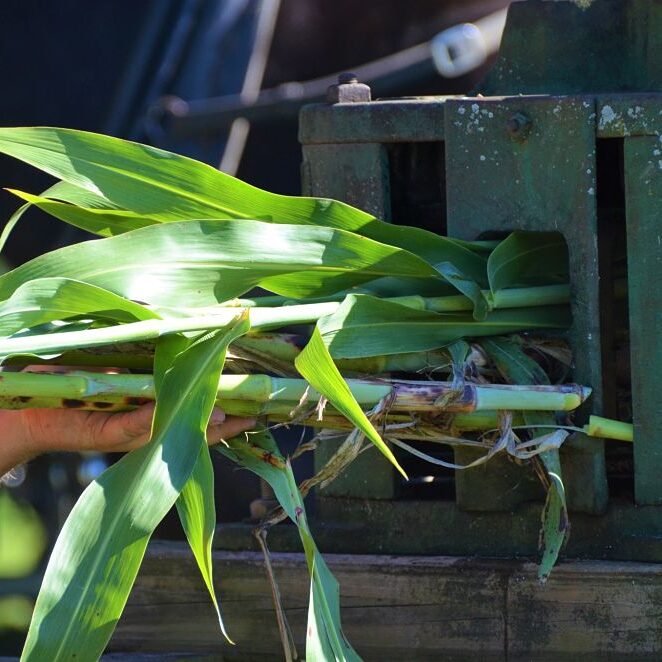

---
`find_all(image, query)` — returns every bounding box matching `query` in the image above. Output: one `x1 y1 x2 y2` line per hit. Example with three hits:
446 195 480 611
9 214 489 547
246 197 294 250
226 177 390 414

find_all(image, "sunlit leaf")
21 313 249 661
295 325 405 478
0 219 447 308
0 127 486 283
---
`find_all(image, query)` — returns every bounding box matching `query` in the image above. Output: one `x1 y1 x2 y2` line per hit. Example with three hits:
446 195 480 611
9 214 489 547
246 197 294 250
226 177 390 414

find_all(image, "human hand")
0 404 256 477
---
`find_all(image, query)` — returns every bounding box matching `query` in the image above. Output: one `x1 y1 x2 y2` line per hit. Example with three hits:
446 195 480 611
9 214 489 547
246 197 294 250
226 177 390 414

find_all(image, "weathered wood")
624 136 662 505
111 542 662 660
508 561 662 660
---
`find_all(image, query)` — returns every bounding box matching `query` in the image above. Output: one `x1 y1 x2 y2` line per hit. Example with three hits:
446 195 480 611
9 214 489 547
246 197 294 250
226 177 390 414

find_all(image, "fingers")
19 403 255 457
207 415 257 445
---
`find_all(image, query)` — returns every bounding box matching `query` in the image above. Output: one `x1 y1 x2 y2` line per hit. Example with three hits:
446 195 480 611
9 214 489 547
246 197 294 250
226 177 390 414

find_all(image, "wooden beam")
111 542 662 659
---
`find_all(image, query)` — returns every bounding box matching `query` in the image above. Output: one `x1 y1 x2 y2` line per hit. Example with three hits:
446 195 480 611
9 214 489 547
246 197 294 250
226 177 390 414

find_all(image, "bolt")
507 112 532 140
327 72 371 104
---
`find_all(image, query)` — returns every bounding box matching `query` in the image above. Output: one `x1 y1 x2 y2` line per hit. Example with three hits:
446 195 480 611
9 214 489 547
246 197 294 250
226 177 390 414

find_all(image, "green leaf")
295 325 406 478
481 336 568 582
0 219 445 308
7 190 492 315
177 443 231 640
480 337 550 386
9 189 159 237
0 180 120 254
435 261 489 320
0 277 158 338
217 430 360 661
536 440 569 584
317 294 571 360
152 331 233 643
0 127 486 283
487 232 568 301
21 313 249 661
0 203 30 255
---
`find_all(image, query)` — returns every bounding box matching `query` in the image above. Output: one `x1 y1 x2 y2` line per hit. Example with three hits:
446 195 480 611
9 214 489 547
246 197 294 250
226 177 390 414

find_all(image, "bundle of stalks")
0 127 631 661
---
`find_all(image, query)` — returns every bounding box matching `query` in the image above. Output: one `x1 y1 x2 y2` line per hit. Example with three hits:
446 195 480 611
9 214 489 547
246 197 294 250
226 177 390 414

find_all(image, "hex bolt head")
506 112 532 140
327 72 372 104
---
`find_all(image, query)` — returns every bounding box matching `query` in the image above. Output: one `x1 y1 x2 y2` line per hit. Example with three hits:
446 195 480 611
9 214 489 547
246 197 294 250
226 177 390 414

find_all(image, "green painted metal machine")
287 0 662 560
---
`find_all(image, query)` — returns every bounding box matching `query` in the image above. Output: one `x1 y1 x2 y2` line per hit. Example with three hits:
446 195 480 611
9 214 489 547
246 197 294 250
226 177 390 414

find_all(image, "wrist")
0 410 39 476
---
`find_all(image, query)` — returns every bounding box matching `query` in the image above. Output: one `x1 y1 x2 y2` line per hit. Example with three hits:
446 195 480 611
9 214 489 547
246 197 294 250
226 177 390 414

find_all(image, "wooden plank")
299 99 446 145
111 542 662 660
111 542 505 660
508 561 662 659
624 136 662 504
444 95 608 514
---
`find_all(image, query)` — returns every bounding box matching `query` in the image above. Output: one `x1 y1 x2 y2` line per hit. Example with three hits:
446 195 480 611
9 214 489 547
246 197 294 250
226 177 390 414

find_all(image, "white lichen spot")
598 105 617 130
654 149 661 156
586 168 592 175
658 160 662 171
479 155 486 161
582 101 591 108
488 112 494 118
471 103 479 114
627 105 644 119
587 187 595 196
457 106 466 115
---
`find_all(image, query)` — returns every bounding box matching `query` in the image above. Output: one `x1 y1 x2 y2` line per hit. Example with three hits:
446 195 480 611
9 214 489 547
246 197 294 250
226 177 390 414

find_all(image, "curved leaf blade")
21 313 249 661
487 232 568 298
295 325 405 478
8 189 159 237
0 127 486 284
317 294 571 360
0 277 157 338
0 219 443 308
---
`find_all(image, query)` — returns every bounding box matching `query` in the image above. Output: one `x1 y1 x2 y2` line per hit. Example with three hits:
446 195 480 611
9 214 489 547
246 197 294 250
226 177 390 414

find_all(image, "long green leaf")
21 313 249 661
487 232 568 300
317 294 571 360
7 191 492 315
177 447 231 640
0 277 157 338
0 127 486 283
480 337 549 386
0 181 121 255
217 430 360 661
482 338 569 582
9 189 159 237
295 325 405 478
155 331 234 644
0 219 446 308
